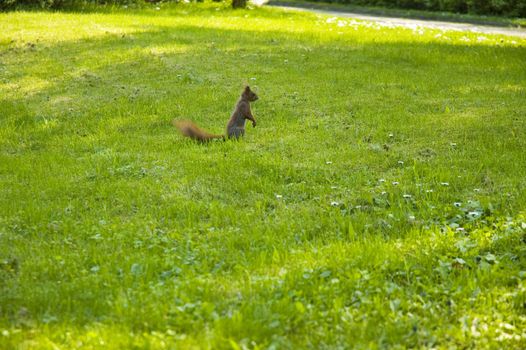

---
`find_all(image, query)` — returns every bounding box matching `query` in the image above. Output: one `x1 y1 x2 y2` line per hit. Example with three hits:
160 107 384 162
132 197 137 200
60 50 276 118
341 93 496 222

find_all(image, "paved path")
268 3 526 38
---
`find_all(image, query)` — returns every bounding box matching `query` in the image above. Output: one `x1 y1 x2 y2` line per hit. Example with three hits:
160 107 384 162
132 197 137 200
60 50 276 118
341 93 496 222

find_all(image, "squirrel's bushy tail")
172 120 224 142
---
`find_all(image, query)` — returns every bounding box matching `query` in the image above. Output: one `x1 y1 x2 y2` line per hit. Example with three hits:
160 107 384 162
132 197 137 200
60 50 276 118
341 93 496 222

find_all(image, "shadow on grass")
1 19 524 106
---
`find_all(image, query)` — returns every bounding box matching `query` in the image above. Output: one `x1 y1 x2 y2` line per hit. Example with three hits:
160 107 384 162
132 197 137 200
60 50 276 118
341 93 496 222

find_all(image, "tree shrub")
1 0 524 17
1 0 146 10
232 0 247 8
305 0 526 17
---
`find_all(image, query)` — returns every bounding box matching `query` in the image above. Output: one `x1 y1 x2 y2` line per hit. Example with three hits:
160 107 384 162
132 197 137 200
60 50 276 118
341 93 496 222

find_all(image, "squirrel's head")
242 86 258 102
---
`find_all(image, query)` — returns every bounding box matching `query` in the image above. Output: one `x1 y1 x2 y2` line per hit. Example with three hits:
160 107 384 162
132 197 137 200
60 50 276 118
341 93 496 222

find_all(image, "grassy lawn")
1 2 526 348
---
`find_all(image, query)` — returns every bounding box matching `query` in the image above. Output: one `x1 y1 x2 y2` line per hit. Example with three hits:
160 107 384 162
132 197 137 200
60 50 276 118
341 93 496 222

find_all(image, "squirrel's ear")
244 85 250 92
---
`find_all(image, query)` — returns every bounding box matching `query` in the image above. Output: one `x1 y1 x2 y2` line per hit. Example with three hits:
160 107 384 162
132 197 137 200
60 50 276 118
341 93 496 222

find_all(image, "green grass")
1 2 526 348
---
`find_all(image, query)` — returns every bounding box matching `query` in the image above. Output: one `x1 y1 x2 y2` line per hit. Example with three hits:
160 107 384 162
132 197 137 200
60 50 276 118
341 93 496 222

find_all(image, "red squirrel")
173 86 258 142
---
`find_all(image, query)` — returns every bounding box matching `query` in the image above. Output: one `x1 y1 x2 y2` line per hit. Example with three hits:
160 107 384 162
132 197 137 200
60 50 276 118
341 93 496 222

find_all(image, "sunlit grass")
1 2 526 349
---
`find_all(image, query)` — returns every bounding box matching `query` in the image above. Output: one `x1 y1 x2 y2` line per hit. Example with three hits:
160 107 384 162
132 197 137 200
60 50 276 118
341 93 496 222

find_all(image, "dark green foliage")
306 0 526 17
232 0 247 8
1 0 524 17
0 0 143 10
